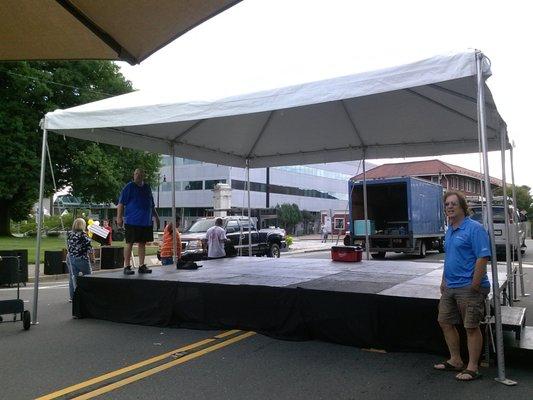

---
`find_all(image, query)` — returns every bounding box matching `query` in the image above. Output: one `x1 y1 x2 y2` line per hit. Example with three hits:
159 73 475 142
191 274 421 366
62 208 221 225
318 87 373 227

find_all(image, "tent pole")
171 144 177 262
510 144 528 297
246 159 252 257
32 128 48 325
362 150 370 260
476 52 514 385
500 129 513 305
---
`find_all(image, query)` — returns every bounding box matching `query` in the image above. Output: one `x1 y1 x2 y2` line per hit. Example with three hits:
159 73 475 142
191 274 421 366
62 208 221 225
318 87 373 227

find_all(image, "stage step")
500 306 526 340
504 326 533 352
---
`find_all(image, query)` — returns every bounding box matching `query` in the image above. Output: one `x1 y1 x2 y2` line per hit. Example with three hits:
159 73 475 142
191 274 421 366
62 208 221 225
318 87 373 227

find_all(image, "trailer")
346 177 445 258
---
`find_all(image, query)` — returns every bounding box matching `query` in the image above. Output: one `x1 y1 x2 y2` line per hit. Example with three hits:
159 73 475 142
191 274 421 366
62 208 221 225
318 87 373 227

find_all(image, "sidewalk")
287 235 344 253
25 235 338 283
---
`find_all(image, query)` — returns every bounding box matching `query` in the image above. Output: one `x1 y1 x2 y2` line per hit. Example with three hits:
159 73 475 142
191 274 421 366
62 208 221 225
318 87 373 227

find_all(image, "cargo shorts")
438 285 490 329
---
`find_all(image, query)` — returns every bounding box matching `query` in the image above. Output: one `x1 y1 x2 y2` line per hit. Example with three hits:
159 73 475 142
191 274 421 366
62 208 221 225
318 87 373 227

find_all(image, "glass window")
334 218 345 230
183 181 203 190
225 220 239 233
205 179 227 190
238 218 256 231
470 206 507 224
186 219 216 233
273 165 352 181
161 181 182 191
230 180 346 200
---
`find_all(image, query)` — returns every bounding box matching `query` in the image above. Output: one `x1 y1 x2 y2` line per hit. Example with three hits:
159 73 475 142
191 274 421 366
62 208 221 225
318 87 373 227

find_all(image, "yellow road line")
214 329 242 339
73 331 256 400
36 330 240 400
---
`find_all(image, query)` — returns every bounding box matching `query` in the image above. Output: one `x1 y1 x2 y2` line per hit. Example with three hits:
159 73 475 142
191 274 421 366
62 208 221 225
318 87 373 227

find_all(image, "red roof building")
352 159 502 196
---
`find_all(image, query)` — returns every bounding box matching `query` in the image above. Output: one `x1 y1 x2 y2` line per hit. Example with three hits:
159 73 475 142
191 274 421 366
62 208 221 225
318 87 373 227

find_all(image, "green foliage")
0 61 160 235
69 143 160 204
276 203 302 234
0 236 158 264
494 185 533 219
11 213 75 235
301 210 315 222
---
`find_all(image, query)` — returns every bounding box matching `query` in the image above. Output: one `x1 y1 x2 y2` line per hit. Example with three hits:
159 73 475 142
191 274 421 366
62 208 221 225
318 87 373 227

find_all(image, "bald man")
117 168 160 274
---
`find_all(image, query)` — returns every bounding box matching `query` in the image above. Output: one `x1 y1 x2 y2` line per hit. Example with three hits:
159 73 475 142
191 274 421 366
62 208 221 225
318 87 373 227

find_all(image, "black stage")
73 258 507 355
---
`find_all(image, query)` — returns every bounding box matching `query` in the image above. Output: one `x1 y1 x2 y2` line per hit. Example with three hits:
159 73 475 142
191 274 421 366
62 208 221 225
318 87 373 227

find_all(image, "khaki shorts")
438 286 490 329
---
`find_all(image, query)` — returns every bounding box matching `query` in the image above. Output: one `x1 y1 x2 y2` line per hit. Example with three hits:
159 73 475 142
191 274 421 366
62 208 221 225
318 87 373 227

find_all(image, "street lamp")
157 174 166 209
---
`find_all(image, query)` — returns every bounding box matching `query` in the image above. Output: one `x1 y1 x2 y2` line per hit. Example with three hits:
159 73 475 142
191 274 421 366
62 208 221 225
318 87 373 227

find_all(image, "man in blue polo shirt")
117 168 160 275
433 190 491 381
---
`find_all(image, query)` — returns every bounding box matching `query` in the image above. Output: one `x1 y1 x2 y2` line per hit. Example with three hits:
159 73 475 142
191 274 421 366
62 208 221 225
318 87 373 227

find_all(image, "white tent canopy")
38 50 517 384
44 50 509 167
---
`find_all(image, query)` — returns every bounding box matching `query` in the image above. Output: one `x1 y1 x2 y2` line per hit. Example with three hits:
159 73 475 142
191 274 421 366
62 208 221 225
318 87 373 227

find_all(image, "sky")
118 0 531 189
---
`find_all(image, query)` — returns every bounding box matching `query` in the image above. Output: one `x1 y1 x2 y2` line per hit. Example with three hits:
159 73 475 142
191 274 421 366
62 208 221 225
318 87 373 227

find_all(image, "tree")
301 210 316 234
494 185 533 220
70 143 161 204
0 61 159 236
276 203 302 234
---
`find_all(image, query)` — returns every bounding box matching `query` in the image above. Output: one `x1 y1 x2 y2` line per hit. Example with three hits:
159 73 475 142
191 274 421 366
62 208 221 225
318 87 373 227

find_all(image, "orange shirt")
160 225 181 258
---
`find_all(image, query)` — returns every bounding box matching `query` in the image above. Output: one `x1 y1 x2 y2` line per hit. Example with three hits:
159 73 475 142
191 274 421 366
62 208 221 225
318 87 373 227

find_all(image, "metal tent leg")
246 159 252 257
500 129 513 305
510 145 529 297
362 150 370 261
31 128 48 325
171 143 177 261
476 52 516 386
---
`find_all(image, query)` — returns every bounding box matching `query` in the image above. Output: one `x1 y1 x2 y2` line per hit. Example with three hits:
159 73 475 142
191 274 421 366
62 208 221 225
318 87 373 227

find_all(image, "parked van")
469 202 526 258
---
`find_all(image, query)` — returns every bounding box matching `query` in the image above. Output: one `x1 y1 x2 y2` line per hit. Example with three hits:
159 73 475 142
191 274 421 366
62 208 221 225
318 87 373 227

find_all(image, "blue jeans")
68 255 92 300
161 256 174 266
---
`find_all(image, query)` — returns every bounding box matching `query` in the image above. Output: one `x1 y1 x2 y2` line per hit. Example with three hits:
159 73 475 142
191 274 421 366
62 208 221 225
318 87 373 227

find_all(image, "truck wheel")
371 252 386 259
419 241 427 258
343 235 351 246
438 240 445 253
268 243 281 258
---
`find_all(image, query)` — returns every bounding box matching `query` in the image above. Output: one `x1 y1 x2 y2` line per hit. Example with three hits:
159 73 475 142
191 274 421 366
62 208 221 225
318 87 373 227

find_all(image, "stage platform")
73 257 508 355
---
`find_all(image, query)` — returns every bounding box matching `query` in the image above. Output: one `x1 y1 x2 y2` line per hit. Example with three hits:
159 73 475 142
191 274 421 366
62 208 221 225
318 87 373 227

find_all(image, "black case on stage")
44 250 64 275
0 249 28 284
100 246 124 269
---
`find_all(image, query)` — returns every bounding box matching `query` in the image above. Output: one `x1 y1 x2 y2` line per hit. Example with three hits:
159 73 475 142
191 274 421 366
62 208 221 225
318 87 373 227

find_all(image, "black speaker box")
0 249 28 285
44 250 64 275
100 246 124 269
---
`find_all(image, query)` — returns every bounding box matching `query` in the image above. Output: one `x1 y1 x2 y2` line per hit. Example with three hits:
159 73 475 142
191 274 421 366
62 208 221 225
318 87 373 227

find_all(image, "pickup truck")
180 216 286 261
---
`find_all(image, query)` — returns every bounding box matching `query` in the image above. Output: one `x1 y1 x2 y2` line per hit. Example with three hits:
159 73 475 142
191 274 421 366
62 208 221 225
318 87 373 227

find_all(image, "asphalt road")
1 253 532 399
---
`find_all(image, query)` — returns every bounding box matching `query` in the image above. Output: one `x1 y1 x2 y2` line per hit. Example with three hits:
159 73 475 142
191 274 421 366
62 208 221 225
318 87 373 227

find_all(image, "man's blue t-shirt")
444 217 491 288
118 181 154 227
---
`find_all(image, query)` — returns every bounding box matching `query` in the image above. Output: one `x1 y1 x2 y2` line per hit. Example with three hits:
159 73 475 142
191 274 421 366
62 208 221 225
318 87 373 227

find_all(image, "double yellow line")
36 329 255 400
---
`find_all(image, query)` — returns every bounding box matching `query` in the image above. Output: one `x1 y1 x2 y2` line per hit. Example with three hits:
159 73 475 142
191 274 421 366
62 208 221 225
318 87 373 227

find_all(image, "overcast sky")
118 0 531 189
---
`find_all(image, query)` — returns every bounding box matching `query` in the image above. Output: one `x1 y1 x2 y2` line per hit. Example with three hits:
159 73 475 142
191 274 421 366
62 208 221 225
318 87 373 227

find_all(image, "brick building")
351 159 502 196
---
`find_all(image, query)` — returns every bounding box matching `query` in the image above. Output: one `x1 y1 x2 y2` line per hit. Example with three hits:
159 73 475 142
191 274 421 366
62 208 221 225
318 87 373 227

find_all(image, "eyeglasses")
444 201 459 207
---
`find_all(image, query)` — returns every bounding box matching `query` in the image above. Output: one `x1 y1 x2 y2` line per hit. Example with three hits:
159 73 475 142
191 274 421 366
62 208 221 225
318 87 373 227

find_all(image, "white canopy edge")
45 50 487 130
42 49 508 169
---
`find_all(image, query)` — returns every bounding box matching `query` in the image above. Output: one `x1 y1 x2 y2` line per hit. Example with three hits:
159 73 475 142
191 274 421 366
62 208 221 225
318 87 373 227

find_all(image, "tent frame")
32 51 520 385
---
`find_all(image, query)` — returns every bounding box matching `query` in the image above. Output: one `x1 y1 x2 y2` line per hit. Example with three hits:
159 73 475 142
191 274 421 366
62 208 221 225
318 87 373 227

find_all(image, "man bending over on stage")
206 218 229 259
117 168 160 275
434 190 491 381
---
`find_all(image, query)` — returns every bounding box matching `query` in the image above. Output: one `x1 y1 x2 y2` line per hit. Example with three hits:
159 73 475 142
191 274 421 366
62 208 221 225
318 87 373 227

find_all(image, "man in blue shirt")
117 168 160 275
433 190 491 381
